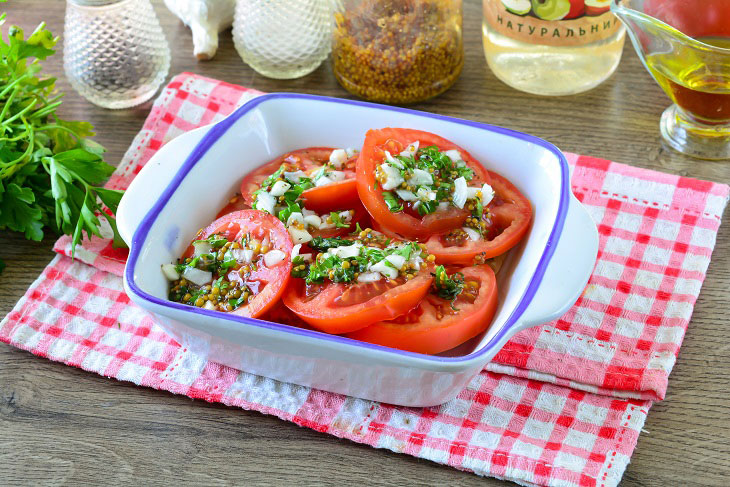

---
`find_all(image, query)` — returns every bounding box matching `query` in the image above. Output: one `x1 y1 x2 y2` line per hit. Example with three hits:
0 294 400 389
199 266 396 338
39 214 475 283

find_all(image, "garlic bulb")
164 0 235 60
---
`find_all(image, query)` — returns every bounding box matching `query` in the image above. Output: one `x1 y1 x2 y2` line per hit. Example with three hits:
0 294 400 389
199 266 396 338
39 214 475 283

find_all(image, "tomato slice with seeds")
240 147 359 212
425 171 532 264
309 200 372 239
183 210 293 318
282 267 433 335
345 265 498 354
356 128 491 240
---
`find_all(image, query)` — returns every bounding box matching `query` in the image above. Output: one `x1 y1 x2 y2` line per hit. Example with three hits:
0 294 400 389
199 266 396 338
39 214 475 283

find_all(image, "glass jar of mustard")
332 0 463 105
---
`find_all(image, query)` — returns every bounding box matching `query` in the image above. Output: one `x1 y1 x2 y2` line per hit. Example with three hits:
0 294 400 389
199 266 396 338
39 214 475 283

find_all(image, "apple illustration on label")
501 0 532 16
564 0 585 19
531 0 571 21
584 0 610 16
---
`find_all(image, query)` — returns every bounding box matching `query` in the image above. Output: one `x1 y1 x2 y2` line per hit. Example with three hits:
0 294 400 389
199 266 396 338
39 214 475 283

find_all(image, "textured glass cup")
232 0 331 79
612 0 730 160
64 0 171 109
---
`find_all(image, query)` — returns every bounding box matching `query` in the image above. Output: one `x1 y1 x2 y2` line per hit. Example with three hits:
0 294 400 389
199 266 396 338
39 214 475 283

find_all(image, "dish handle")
517 196 598 330
117 126 210 246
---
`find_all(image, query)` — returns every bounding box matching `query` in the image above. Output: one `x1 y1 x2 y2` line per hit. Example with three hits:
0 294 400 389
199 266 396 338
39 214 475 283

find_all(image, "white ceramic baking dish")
116 93 598 407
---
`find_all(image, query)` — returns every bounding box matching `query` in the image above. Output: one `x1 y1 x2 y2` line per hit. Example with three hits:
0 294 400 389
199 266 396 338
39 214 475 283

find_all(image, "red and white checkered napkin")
2 73 728 487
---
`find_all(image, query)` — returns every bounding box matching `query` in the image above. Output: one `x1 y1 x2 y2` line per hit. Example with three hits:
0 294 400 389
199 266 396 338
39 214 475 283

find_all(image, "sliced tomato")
183 210 293 318
240 147 359 212
282 268 433 334
425 171 532 265
308 200 371 239
260 301 313 330
356 128 492 240
346 265 498 354
215 194 251 219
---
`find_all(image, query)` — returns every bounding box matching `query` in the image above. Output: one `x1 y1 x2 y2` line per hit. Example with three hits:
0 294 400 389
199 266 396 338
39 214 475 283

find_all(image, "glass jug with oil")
612 0 730 160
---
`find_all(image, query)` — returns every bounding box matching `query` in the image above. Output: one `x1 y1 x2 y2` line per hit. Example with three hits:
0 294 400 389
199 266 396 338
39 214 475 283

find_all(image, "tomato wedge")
425 171 532 264
282 268 433 334
181 210 293 318
240 147 359 212
346 265 498 354
356 128 491 240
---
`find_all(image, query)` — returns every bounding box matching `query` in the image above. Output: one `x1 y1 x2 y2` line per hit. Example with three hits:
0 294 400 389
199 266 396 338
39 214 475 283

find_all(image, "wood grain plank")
1 1 728 486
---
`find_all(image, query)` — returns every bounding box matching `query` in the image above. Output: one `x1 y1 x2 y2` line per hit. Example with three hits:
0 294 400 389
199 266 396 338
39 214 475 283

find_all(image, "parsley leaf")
291 255 309 278
0 19 123 255
308 236 352 252
431 265 465 306
329 211 350 228
382 191 403 212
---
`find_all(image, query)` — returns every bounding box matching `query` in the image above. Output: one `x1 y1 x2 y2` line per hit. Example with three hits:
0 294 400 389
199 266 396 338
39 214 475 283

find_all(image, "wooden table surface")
1 1 728 485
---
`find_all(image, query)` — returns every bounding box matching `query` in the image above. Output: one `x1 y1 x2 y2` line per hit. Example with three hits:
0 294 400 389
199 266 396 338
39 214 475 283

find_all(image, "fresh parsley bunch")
0 15 125 267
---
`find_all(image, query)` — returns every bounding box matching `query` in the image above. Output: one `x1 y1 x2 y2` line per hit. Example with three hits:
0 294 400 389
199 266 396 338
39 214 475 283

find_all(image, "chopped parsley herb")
351 222 364 235
383 191 403 212
291 255 309 278
306 253 356 284
431 265 465 307
194 234 227 248
417 200 438 216
278 200 303 224
295 237 426 285
309 236 353 252
377 145 481 216
329 212 350 228
252 163 314 224
257 165 287 191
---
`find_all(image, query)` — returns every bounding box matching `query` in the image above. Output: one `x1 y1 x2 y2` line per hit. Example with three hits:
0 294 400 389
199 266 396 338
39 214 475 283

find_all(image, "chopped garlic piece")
288 226 312 244
400 141 419 158
453 176 467 209
463 227 481 241
182 267 213 286
263 249 286 267
481 183 495 206
329 148 348 168
269 180 291 197
443 149 462 162
385 254 406 270
395 189 418 201
380 164 404 190
161 264 180 281
408 168 433 186
254 192 276 214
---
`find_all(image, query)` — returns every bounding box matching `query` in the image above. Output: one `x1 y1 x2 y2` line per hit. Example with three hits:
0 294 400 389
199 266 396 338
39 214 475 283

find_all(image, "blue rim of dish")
124 93 570 364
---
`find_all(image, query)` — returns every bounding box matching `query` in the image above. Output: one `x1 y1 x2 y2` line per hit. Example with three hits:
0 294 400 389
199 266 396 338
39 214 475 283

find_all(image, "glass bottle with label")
482 0 626 96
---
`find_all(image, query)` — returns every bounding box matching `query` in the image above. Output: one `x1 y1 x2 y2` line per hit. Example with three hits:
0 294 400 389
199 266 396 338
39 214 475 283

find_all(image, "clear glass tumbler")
64 0 171 109
232 0 332 79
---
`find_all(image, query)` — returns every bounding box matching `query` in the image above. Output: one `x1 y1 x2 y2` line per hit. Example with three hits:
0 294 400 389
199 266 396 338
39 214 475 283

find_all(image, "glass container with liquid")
332 0 463 104
613 0 730 159
482 0 626 96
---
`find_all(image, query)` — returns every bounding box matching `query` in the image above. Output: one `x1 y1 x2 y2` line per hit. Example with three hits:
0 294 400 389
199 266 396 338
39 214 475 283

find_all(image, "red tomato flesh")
425 171 532 265
346 265 498 354
239 147 359 212
183 210 293 318
282 268 433 335
356 128 492 240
